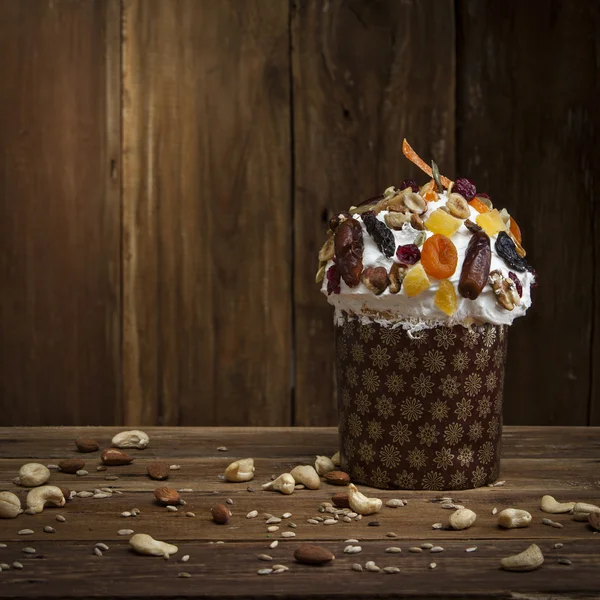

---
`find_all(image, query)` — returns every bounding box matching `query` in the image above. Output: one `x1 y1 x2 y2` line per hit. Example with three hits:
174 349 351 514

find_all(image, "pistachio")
318 237 334 263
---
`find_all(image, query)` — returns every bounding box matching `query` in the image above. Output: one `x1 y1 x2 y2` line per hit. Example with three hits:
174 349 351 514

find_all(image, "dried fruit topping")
476 209 506 237
402 193 427 214
458 230 491 300
329 211 351 231
400 179 419 192
495 231 531 273
508 272 523 297
396 244 421 265
326 265 341 295
384 212 410 230
468 198 490 214
403 263 431 297
361 267 389 295
420 180 438 202
453 177 477 200
421 234 458 279
318 237 334 262
334 219 363 286
425 209 462 237
489 269 521 311
509 216 522 244
413 232 426 247
507 230 526 257
388 263 407 294
464 219 482 233
362 212 395 258
434 280 458 316
402 139 452 188
445 193 471 219
474 194 493 210
410 213 425 230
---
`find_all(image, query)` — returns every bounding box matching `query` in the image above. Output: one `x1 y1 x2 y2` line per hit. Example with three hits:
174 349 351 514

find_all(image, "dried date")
458 230 491 300
361 212 395 257
334 219 363 287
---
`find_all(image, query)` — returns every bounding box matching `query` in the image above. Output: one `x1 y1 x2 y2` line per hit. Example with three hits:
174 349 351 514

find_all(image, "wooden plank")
0 0 122 425
456 1 599 426
122 0 291 426
292 0 456 426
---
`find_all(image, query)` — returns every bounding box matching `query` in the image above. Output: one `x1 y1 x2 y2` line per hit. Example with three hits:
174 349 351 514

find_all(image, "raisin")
453 177 477 200
395 244 420 265
508 271 523 297
400 179 419 193
361 212 395 257
495 231 530 272
334 218 364 287
326 264 341 295
458 230 491 300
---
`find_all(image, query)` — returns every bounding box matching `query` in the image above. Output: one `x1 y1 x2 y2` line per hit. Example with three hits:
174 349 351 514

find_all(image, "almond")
211 504 230 525
294 544 335 565
324 471 351 486
331 492 351 509
154 487 180 505
75 437 99 453
58 458 85 474
101 449 134 466
146 462 170 481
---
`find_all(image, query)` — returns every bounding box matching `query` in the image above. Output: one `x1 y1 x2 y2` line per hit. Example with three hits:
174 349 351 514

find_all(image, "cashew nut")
0 491 23 518
573 512 592 522
315 455 335 476
448 508 477 530
26 486 65 514
497 508 532 529
347 483 382 516
262 473 295 495
224 458 255 482
16 463 51 487
112 430 149 449
500 543 544 572
290 465 320 490
331 451 340 466
129 533 178 558
540 495 575 514
572 502 600 515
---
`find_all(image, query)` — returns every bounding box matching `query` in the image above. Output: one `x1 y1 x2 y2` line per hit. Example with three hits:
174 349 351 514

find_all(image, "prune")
400 179 419 192
334 218 363 287
396 244 420 265
453 178 477 200
508 271 523 297
495 231 530 272
458 230 491 299
326 264 341 295
361 212 395 257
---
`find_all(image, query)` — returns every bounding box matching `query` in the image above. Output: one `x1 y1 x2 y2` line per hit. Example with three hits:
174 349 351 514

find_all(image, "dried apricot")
421 234 458 279
434 280 458 316
468 198 490 214
509 216 522 244
402 263 431 297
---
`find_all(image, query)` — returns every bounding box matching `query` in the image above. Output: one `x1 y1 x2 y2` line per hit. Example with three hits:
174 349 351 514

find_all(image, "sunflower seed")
267 526 279 533
269 540 279 549
93 493 111 499
246 510 258 519
421 543 433 550
266 517 282 524
386 532 399 538
43 526 56 534
225 498 233 505
166 506 178 512
94 547 103 557
558 558 572 566
288 522 297 528
441 503 456 509
121 512 131 518
77 491 94 498
0 544 6 548
180 555 190 563
294 484 304 490
368 521 380 527
217 446 228 452
18 529 34 536
429 562 437 569
257 568 272 576
105 475 119 481
97 465 107 471
432 523 443 530
551 521 564 529
386 499 404 508
554 543 564 549
492 480 506 487
178 489 193 493
12 562 23 569
492 507 498 515
118 529 134 536
185 512 196 518
466 547 477 553
409 547 423 553
282 512 292 519
281 531 296 538
22 547 36 554
383 566 400 574
365 561 380 572
96 543 109 551
247 486 255 492
178 572 191 578
431 547 444 553
0 563 8 569
352 563 363 572
347 512 358 518
258 554 273 561
542 518 554 526
345 539 360 544
76 470 88 476
47 464 59 470
56 515 66 523
307 519 320 525
169 465 181 471
345 546 362 554
385 547 402 554
323 519 337 525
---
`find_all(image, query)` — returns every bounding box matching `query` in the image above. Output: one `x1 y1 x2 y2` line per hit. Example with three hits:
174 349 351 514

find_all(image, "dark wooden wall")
0 0 598 427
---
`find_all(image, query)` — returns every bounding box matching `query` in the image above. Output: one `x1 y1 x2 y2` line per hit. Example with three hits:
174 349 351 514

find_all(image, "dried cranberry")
400 179 419 193
326 265 341 295
508 271 523 297
453 178 477 200
395 244 421 265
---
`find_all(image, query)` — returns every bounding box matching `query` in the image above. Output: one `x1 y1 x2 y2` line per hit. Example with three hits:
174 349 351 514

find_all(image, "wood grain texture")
456 1 600 426
0 427 599 599
0 0 121 426
122 0 291 426
292 0 456 426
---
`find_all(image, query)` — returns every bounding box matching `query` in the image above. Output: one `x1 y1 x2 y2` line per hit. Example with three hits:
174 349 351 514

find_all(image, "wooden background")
0 0 598 427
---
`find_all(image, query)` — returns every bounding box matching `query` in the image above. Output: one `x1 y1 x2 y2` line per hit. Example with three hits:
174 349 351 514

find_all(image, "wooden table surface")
0 427 598 599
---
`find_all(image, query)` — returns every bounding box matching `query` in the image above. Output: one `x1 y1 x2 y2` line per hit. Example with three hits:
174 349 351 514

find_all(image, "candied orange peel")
402 139 452 188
